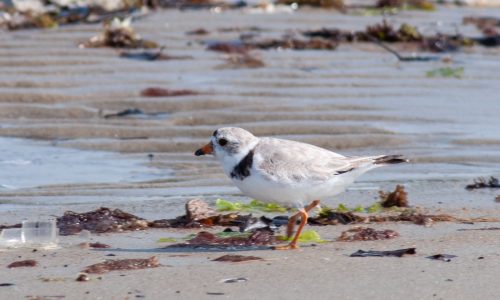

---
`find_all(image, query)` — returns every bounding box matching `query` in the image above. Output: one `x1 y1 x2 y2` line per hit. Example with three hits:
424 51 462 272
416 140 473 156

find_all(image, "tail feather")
374 155 409 165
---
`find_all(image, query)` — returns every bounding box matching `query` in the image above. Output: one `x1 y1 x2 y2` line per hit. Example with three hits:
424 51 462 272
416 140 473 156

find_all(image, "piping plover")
195 127 408 250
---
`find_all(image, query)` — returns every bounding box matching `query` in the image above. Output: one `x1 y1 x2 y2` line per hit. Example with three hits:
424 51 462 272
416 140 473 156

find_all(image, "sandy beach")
1 2 500 299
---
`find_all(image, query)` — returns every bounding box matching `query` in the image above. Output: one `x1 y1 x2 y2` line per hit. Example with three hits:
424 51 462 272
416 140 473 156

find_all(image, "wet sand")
1 5 500 300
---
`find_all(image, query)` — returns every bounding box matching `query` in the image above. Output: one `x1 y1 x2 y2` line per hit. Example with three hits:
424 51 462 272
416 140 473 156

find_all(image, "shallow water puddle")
0 137 168 189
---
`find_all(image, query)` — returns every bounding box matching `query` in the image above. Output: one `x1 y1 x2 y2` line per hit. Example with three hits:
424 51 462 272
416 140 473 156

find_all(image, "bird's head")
195 127 258 163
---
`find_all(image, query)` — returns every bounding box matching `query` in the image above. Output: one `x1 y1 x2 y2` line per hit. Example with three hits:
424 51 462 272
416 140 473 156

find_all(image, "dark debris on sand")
308 210 365 225
7 260 38 268
218 54 266 69
351 248 416 257
466 177 500 190
140 87 199 97
338 227 399 242
150 199 255 229
119 47 193 61
207 39 338 52
212 254 263 262
7 199 490 238
426 254 457 262
302 20 475 53
88 242 111 249
82 256 160 274
165 229 275 249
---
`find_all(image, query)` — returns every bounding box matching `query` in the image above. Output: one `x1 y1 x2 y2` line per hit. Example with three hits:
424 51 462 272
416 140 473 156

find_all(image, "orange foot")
272 243 299 250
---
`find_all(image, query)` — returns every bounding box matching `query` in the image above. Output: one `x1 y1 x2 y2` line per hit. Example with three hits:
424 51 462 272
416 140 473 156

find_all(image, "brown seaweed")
7 260 38 268
219 54 265 69
463 16 500 31
466 177 500 190
351 248 416 257
186 28 210 35
89 242 111 249
380 185 408 208
302 21 473 53
29 199 499 238
207 42 250 54
166 229 275 249
140 87 199 97
217 26 263 33
82 256 160 274
364 20 422 43
251 38 337 50
338 227 399 241
212 254 263 262
376 0 434 10
57 207 148 235
149 212 252 228
308 210 365 225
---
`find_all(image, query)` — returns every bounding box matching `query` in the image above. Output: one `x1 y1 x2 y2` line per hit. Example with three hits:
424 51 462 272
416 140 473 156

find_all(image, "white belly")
231 170 355 208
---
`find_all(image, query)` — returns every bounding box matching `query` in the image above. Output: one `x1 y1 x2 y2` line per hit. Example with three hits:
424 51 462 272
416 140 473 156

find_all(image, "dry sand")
2 221 500 300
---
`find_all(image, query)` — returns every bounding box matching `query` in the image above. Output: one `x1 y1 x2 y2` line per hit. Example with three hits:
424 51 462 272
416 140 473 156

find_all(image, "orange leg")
286 200 320 238
286 212 300 238
274 200 320 250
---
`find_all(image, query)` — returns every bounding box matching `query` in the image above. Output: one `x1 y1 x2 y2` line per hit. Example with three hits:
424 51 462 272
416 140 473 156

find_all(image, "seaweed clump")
57 207 149 235
212 254 263 262
351 248 416 257
338 227 399 241
82 257 160 274
302 20 474 53
149 199 254 229
466 177 500 190
379 185 408 208
166 230 275 249
80 18 158 49
7 260 38 268
376 0 434 10
140 87 199 97
308 208 365 225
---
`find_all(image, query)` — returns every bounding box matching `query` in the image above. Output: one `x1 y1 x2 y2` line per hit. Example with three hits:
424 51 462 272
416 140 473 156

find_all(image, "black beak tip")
195 149 204 156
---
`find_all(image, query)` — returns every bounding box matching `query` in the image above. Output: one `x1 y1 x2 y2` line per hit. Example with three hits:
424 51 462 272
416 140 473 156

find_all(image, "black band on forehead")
213 129 218 137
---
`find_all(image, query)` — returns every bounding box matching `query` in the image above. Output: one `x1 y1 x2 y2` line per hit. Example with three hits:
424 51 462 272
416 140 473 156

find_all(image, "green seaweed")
353 205 365 213
157 238 177 243
336 203 350 213
426 67 464 78
215 199 288 213
277 230 327 243
367 202 382 213
322 202 382 214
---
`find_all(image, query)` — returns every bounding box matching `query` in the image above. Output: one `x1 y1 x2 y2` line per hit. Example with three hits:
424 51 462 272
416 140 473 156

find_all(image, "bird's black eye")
218 138 228 146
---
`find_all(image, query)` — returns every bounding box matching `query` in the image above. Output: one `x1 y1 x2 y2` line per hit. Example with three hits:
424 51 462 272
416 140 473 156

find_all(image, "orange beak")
195 142 213 156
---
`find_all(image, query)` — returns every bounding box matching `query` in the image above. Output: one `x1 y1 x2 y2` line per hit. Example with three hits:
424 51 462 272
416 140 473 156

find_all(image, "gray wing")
253 137 354 183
